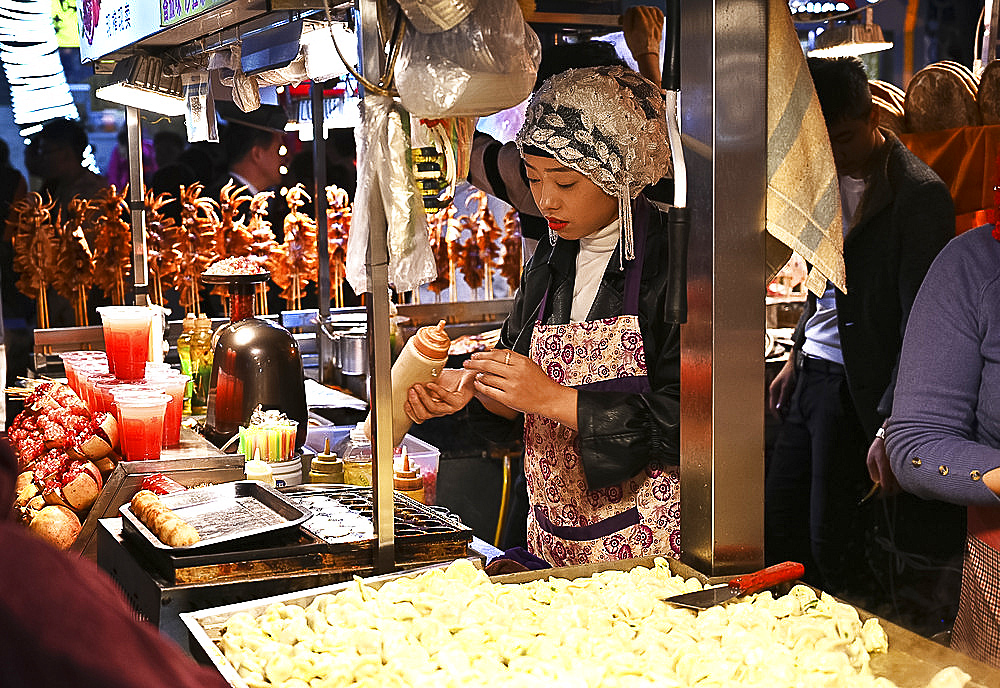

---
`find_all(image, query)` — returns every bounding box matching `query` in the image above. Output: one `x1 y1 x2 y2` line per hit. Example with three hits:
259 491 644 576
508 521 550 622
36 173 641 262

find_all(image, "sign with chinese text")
161 0 228 28
77 0 159 62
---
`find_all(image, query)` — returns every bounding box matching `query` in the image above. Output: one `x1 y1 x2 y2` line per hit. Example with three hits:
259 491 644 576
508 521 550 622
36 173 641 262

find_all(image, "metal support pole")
313 81 331 372
357 0 395 573
679 0 767 576
126 106 148 306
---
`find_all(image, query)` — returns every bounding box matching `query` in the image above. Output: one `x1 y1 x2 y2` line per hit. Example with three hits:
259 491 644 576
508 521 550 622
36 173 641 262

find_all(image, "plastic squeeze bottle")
190 314 213 415
365 320 451 447
245 448 276 487
176 313 196 414
393 446 425 504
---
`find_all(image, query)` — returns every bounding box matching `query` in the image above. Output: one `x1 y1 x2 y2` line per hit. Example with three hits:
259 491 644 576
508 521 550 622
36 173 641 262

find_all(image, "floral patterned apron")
524 214 680 566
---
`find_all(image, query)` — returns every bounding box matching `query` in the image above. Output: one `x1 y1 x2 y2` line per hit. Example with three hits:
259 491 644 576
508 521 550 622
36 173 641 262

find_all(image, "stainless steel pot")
319 312 367 388
338 328 367 375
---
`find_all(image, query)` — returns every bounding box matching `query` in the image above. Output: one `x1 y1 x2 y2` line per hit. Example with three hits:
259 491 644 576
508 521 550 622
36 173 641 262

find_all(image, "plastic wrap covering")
396 0 477 33
346 96 436 295
394 0 540 118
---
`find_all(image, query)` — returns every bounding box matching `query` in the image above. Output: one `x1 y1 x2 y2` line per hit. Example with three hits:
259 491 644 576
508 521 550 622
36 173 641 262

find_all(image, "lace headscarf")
515 64 672 261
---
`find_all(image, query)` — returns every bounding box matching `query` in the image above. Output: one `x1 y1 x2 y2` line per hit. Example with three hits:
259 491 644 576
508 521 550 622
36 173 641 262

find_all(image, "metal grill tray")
120 485 473 586
284 484 470 544
120 481 311 554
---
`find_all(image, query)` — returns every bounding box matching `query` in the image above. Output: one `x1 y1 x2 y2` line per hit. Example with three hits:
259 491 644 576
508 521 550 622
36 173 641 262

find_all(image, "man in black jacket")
766 56 961 629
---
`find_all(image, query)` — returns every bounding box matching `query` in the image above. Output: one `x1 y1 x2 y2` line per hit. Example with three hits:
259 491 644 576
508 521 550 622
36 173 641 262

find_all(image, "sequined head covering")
516 64 672 260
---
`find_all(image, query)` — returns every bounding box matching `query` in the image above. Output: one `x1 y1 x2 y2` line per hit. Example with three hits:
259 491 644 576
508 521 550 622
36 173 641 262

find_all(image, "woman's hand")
465 349 578 429
866 431 901 497
404 368 476 424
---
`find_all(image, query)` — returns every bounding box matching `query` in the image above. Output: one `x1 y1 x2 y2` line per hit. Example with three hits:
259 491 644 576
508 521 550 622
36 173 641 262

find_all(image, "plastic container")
338 423 372 486
270 456 303 487
305 425 440 504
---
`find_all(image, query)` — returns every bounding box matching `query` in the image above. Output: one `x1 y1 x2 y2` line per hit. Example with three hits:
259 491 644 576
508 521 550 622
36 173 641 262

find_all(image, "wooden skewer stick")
38 283 49 330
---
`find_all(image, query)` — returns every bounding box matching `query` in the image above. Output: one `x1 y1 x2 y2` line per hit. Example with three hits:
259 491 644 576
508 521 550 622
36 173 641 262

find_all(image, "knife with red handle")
663 561 806 610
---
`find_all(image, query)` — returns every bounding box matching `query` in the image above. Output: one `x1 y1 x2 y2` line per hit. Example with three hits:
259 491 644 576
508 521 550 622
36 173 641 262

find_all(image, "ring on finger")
504 351 511 366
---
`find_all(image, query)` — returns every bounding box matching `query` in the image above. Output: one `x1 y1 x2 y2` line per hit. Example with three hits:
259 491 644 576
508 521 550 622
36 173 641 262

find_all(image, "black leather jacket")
474 195 681 490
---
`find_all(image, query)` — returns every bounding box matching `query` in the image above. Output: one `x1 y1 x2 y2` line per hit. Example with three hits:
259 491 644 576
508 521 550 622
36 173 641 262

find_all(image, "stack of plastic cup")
111 388 170 461
97 306 153 380
144 361 175 377
94 377 132 417
60 351 108 398
86 373 118 414
143 371 190 447
74 360 110 407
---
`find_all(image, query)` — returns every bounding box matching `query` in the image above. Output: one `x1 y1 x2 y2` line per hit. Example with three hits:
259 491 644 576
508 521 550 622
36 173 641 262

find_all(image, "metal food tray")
284 484 470 544
71 428 243 559
120 481 311 554
182 555 1000 688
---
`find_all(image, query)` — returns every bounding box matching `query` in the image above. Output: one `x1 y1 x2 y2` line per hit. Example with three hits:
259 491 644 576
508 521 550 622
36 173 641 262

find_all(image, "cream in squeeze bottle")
365 320 451 447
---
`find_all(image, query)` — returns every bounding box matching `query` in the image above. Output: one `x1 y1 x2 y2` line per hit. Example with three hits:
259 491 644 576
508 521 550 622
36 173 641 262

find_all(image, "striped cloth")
766 0 846 296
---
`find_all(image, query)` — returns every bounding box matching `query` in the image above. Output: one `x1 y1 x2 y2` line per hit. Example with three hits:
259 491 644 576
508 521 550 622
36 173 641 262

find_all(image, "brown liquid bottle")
365 320 450 446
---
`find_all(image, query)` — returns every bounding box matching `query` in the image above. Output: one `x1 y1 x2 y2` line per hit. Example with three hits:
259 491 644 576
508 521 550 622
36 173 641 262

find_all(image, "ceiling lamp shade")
95 55 186 116
808 8 893 58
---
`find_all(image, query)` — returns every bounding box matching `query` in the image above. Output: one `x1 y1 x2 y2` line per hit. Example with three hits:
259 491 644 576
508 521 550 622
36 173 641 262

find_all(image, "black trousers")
764 357 870 595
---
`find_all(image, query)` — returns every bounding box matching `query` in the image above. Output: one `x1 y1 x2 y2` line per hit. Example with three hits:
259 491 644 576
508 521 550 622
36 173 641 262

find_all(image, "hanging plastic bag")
393 0 541 118
182 71 218 143
396 0 476 33
346 96 437 295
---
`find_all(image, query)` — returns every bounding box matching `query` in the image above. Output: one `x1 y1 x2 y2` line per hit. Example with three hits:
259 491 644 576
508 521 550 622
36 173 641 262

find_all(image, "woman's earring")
549 227 558 245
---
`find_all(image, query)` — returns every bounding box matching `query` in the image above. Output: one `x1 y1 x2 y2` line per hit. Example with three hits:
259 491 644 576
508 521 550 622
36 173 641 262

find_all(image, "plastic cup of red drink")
60 351 107 397
112 389 169 461
143 372 190 447
97 306 152 380
86 373 119 414
75 361 110 410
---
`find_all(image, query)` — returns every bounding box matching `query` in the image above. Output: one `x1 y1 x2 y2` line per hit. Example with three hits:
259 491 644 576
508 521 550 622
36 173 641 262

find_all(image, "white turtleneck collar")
571 218 620 322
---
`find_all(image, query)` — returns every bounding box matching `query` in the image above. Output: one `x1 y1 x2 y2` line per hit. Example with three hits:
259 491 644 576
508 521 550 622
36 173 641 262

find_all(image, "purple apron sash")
533 504 642 541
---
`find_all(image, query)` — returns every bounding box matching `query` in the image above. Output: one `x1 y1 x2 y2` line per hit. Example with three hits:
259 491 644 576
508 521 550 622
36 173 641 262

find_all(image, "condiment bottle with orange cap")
365 319 451 447
393 446 425 504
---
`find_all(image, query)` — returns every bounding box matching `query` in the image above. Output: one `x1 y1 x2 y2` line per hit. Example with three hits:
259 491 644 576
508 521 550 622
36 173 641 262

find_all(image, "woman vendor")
406 65 680 567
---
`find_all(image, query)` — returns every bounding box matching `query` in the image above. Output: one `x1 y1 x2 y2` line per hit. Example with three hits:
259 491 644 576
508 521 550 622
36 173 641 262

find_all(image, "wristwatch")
875 426 886 440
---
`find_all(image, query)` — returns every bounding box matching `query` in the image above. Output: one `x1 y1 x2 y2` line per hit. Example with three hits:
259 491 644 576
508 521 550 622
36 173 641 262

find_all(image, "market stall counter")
97 485 497 653
181 556 1000 688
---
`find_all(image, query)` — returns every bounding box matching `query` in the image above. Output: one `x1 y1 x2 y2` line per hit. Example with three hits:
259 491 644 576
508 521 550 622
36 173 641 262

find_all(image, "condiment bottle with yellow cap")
393 447 425 504
310 437 345 484
365 319 451 447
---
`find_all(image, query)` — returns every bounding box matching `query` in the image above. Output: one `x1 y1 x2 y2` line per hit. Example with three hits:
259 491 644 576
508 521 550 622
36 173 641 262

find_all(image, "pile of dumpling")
218 558 967 688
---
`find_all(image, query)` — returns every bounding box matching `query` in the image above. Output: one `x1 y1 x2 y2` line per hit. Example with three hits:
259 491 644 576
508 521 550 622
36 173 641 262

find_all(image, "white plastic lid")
350 422 369 442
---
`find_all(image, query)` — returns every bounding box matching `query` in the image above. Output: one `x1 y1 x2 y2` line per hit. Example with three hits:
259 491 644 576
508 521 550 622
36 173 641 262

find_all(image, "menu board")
77 0 158 62
76 0 232 62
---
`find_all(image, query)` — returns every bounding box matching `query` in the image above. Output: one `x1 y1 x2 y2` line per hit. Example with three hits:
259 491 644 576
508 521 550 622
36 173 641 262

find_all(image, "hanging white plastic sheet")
345 95 437 295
